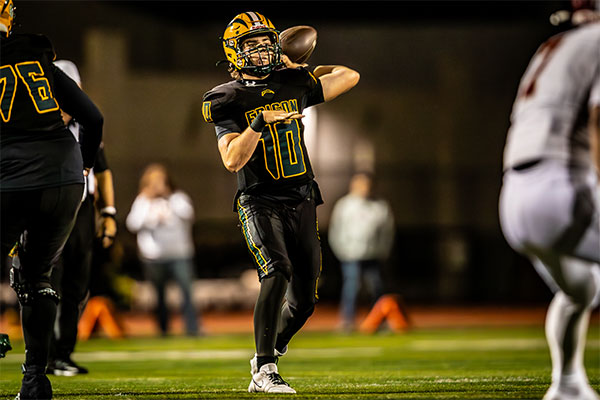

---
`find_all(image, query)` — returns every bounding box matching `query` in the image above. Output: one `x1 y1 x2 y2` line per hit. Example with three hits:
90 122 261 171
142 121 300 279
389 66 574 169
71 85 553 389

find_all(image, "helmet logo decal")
250 21 268 30
228 18 250 29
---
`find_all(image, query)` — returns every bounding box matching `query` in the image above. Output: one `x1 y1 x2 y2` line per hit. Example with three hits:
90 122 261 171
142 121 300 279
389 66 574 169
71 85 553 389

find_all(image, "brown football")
279 25 317 64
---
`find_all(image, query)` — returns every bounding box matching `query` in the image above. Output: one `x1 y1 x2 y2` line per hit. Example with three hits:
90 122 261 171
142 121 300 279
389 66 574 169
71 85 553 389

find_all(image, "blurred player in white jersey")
499 1 600 399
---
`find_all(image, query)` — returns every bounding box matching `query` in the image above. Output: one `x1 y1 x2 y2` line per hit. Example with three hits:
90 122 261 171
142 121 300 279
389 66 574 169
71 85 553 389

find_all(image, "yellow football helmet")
0 0 14 37
222 11 282 77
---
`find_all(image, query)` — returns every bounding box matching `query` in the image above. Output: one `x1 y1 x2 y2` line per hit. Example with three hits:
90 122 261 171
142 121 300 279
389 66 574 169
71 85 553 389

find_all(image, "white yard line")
408 339 600 351
1 340 598 362
409 338 600 351
2 347 383 362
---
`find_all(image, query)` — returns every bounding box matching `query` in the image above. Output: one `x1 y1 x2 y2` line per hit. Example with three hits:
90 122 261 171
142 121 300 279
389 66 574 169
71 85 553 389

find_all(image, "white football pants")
499 159 600 389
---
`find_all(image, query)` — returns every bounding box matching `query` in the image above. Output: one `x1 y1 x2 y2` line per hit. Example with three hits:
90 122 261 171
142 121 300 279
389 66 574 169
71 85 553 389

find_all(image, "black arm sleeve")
52 65 103 169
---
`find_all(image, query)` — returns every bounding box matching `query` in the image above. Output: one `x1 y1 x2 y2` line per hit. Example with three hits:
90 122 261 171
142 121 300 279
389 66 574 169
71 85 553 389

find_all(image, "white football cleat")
248 363 296 394
250 346 288 375
250 354 258 376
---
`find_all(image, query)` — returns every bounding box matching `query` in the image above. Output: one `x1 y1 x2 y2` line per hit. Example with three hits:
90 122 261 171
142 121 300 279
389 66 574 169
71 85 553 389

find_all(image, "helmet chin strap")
240 65 270 83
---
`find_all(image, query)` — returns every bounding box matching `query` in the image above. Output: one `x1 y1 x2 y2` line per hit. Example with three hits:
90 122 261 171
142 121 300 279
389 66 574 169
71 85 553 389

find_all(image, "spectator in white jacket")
328 172 395 331
126 163 200 336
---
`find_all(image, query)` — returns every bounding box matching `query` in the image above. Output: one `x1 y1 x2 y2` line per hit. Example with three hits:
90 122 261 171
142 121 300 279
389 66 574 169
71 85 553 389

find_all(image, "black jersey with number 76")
1 34 64 134
1 33 103 191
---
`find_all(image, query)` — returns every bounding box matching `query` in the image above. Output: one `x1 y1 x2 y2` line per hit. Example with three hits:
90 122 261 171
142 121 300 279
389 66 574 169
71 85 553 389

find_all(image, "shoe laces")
267 372 289 386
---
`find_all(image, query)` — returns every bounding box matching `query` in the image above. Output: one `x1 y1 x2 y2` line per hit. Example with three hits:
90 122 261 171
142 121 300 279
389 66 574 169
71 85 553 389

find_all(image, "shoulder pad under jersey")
202 81 239 124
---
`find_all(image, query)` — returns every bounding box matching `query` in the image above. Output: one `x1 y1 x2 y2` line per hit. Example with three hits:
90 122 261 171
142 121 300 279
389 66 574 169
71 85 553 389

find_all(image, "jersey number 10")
1 61 59 123
261 119 307 179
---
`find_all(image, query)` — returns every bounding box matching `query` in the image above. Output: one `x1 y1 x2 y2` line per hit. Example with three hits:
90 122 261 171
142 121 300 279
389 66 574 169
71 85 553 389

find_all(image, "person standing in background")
126 163 200 337
46 60 117 377
328 172 395 331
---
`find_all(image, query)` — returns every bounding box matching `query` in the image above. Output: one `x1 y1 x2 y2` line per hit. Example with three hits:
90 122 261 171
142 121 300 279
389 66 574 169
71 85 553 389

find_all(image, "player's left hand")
262 110 304 125
99 216 117 248
282 54 308 70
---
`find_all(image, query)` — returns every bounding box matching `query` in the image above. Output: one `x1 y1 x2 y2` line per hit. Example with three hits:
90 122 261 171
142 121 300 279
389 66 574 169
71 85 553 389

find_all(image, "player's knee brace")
9 255 59 306
10 268 60 306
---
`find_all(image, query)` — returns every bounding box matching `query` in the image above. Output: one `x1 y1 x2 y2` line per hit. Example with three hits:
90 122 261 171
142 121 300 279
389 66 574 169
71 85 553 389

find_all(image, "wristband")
250 112 266 132
100 206 117 217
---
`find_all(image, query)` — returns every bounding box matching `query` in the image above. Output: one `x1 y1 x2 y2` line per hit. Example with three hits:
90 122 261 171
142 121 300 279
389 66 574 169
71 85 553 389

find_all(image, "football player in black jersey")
203 11 359 394
0 1 103 398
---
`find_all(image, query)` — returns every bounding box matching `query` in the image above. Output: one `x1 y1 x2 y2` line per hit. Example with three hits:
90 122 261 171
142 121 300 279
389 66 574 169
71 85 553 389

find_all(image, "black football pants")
1 184 83 368
50 194 95 361
237 194 322 358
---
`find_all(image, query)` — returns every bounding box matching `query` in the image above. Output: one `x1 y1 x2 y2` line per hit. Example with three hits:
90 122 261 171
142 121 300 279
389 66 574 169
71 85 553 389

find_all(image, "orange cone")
359 294 410 334
0 308 22 339
77 296 123 340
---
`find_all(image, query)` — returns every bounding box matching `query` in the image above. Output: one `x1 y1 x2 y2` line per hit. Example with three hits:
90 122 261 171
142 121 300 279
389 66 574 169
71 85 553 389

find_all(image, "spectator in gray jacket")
126 163 200 336
328 173 395 331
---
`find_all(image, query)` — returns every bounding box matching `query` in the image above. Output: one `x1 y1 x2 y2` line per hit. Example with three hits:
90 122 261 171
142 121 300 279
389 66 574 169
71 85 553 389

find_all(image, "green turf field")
0 326 598 399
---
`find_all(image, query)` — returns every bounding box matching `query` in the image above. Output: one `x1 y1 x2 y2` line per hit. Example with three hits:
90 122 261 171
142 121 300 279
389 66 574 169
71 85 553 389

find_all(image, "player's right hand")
281 54 309 70
99 216 117 248
262 110 304 124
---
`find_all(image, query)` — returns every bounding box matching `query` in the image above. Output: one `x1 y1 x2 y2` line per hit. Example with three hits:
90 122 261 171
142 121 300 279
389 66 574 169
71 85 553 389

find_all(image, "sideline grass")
0 326 598 399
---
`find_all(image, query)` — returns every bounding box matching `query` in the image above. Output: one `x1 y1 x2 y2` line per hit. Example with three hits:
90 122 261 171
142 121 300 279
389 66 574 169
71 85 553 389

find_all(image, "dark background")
7 0 574 308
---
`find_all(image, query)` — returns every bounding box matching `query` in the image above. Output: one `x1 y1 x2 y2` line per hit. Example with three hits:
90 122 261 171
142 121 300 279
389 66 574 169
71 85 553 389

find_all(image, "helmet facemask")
236 33 282 77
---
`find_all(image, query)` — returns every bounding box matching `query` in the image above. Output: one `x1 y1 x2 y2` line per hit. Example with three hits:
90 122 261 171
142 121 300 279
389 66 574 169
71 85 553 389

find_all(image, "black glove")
0 333 12 358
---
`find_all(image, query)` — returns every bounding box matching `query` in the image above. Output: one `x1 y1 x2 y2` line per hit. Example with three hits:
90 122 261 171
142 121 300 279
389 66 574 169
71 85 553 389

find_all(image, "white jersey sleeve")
503 22 600 170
